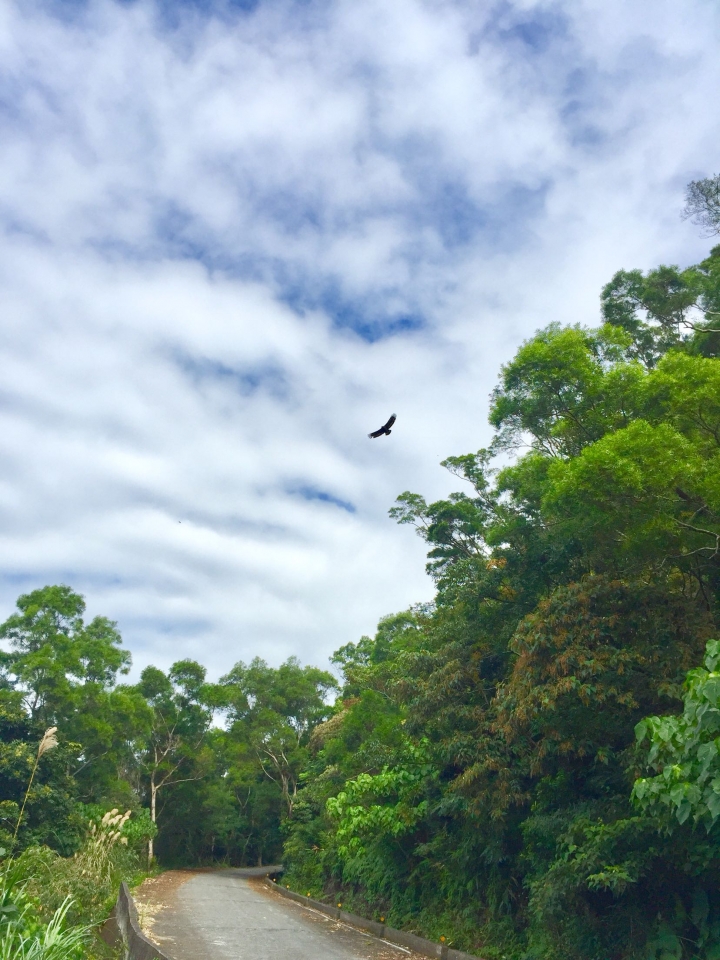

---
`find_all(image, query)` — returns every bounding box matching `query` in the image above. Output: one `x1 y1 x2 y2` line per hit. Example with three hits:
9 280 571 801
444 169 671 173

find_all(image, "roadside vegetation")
1 175 719 958
0 582 334 953
1 789 149 958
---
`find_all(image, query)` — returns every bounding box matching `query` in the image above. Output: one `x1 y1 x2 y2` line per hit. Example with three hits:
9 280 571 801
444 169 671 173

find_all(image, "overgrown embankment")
280 245 720 960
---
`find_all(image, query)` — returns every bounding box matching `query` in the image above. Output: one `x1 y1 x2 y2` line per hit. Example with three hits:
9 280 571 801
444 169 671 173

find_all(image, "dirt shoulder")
132 870 197 945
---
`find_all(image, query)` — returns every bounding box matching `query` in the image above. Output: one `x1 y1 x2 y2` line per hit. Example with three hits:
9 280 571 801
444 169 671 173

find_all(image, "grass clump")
0 857 92 960
1 807 143 958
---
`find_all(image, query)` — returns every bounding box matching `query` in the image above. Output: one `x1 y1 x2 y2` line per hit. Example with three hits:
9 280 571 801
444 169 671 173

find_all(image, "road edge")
264 877 483 960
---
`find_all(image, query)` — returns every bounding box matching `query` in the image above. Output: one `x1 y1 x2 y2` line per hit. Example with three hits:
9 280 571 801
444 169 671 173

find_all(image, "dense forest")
2 179 720 958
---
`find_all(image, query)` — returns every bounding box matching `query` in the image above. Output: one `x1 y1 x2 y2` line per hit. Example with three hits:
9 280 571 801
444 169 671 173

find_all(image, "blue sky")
0 0 718 676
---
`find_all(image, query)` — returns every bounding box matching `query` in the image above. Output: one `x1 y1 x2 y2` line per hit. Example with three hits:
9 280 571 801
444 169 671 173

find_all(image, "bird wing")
368 428 384 438
383 413 397 430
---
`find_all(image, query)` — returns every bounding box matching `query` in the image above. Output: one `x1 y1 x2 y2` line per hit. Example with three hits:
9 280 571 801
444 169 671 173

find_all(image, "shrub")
0 855 92 960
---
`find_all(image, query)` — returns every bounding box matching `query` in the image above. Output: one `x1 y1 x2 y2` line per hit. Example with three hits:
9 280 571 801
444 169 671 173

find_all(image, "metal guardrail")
265 877 482 960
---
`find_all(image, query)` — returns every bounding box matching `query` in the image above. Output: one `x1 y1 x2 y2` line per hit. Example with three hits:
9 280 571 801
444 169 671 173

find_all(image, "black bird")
368 413 396 439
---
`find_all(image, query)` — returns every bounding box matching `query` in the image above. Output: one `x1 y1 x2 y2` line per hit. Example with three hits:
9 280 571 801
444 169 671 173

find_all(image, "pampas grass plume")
38 726 58 757
12 726 61 848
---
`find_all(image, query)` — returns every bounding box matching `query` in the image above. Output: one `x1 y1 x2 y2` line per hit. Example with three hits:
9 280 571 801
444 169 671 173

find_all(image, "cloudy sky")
0 0 718 678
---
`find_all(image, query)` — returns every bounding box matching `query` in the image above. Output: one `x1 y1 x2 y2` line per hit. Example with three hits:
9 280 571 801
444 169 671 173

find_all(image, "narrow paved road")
135 869 423 960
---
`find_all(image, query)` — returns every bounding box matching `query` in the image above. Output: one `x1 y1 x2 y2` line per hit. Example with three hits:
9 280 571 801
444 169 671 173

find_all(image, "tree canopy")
281 244 720 960
2 226 720 960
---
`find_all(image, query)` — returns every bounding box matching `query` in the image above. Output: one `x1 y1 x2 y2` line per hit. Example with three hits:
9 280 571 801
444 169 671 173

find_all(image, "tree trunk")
148 772 157 867
280 773 297 818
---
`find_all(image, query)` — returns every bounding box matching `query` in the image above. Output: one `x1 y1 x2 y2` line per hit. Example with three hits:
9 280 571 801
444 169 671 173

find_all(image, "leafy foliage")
684 177 720 238
634 638 720 829
282 241 720 960
3 205 720 960
0 807 141 959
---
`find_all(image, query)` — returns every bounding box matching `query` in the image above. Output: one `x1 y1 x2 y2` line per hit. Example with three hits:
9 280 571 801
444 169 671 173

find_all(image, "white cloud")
0 0 719 677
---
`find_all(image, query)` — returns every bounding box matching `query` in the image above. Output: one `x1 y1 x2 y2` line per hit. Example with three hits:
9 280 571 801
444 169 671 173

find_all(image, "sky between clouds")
0 0 718 679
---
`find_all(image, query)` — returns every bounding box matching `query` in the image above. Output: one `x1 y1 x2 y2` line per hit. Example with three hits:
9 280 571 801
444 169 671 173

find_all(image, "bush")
0 806 145 959
0 855 92 960
18 808 140 929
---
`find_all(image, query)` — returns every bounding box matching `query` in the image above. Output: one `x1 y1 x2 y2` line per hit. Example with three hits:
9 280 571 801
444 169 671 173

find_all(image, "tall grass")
0 859 92 960
0 897 91 960
2 729 142 958
1 809 139 959
10 727 58 853
18 808 137 928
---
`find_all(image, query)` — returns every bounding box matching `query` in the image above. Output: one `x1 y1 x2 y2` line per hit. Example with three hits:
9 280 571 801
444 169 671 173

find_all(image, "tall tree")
221 658 337 820
134 660 217 863
684 174 720 237
0 585 148 805
283 240 720 959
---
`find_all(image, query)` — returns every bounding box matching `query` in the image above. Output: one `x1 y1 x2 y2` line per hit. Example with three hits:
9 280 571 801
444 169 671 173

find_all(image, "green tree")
0 695 83 854
684 175 720 237
134 660 217 863
634 638 720 828
221 658 337 821
0 585 147 817
0 585 129 720
285 238 720 958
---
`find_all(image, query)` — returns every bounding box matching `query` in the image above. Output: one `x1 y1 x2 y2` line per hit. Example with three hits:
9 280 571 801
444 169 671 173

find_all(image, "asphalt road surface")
138 869 423 960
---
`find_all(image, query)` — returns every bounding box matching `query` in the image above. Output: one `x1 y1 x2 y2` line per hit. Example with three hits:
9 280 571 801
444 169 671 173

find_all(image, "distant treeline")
0 582 337 867
3 185 720 960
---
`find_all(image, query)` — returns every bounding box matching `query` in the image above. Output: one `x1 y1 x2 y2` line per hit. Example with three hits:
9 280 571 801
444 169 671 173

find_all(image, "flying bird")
368 413 396 439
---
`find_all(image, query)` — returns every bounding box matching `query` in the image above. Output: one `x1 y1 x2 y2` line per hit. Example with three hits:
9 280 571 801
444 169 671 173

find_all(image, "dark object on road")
368 414 396 438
